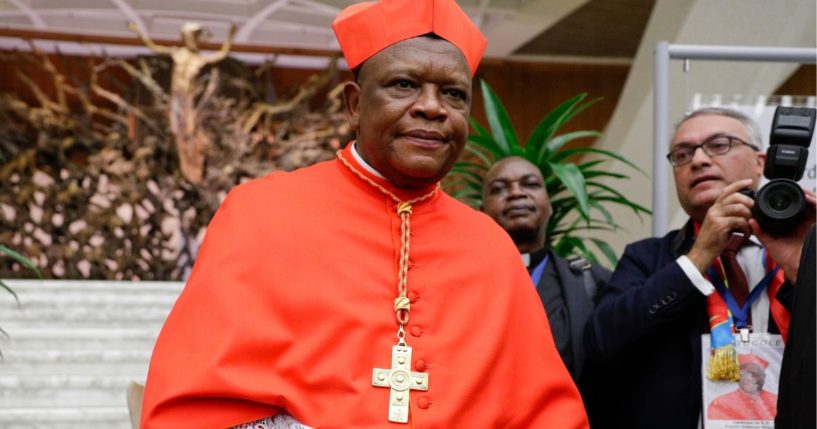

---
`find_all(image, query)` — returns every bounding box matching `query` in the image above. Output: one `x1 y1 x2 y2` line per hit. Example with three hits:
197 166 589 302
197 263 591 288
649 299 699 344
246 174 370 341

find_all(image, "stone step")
0 306 173 325
0 407 130 429
0 374 139 390
1 327 161 351
0 293 180 307
1 359 149 376
3 348 152 364
0 326 161 339
0 280 179 429
0 374 140 403
0 279 184 294
1 378 147 403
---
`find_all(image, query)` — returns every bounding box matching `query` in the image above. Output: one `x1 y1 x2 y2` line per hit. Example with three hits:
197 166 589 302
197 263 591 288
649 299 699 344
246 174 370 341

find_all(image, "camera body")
751 106 816 234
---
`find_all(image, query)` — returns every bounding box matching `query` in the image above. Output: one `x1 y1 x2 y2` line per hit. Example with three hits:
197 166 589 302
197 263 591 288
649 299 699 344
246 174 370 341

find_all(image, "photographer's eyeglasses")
666 136 759 167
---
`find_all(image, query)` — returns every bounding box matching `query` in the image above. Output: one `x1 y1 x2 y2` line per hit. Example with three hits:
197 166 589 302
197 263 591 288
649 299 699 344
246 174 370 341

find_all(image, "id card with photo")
701 333 784 429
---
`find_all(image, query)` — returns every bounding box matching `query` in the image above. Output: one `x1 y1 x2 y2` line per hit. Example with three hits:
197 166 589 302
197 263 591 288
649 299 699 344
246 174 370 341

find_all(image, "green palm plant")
445 79 650 266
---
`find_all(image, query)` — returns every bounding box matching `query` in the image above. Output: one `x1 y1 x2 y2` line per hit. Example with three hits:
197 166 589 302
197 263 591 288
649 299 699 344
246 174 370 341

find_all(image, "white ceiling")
0 0 590 66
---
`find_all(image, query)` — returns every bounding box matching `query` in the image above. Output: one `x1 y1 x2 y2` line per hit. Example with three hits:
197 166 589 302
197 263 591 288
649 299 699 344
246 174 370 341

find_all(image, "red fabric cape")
141 144 588 428
708 388 778 420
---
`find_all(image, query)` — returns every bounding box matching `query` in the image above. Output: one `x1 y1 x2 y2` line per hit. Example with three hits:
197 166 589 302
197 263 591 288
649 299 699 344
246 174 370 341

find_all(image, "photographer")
749 105 816 429
584 107 790 429
751 198 815 429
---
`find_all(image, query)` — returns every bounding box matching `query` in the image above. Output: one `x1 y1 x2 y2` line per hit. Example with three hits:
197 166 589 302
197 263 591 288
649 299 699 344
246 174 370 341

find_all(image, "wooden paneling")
473 61 631 148
774 64 816 96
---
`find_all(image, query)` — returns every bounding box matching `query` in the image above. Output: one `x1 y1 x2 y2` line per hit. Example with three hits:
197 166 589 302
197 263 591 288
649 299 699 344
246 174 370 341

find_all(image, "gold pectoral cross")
372 344 429 423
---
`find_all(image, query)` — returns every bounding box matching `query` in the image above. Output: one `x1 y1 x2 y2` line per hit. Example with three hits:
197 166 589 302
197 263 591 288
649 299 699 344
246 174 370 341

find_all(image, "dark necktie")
721 234 750 310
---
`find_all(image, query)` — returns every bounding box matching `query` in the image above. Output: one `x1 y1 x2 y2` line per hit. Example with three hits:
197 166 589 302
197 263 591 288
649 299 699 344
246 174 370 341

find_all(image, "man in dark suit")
752 216 816 429
482 156 610 384
584 107 808 429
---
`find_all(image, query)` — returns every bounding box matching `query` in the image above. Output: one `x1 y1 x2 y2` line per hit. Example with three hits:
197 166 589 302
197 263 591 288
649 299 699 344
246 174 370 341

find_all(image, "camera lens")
758 180 803 218
767 187 797 212
754 179 806 234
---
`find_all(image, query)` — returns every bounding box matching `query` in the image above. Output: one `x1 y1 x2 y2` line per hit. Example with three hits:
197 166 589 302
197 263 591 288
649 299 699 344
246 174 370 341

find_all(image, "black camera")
748 106 815 234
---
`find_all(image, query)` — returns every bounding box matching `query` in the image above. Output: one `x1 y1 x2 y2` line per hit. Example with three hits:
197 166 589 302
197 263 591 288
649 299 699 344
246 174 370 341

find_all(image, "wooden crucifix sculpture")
129 22 236 184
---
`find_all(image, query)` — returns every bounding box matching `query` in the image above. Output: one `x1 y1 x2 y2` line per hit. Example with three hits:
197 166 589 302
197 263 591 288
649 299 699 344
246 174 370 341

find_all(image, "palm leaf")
549 163 590 220
586 180 651 213
550 147 647 176
469 117 492 138
590 238 619 268
537 131 602 165
582 169 630 180
588 199 616 226
592 195 651 217
0 245 41 277
525 93 588 158
462 143 495 167
450 161 489 174
450 168 485 185
551 222 619 235
577 159 605 171
479 79 521 156
467 134 505 159
0 280 19 307
553 234 590 260
553 96 603 135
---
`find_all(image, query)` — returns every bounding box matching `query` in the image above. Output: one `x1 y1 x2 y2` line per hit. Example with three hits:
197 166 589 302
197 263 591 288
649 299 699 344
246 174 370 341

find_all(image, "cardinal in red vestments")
708 353 778 421
140 0 588 428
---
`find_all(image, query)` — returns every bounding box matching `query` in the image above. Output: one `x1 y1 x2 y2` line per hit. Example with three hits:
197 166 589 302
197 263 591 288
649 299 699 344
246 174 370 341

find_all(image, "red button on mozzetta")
417 397 430 409
407 291 419 303
415 359 427 371
410 326 423 337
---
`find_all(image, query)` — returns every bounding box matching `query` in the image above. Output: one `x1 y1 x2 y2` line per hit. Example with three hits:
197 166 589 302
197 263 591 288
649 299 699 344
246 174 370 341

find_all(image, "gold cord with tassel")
336 150 438 327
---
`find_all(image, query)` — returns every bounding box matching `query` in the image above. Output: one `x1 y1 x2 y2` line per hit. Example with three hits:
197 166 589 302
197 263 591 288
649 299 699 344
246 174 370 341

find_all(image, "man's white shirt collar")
351 142 386 179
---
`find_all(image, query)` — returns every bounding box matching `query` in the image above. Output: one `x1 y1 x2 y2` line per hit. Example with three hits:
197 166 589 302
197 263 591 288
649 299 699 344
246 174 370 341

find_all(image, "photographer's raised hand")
750 188 816 284
687 178 755 273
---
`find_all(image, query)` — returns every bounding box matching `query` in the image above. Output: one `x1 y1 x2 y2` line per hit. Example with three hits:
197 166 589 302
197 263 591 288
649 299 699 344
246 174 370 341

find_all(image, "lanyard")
530 254 549 288
706 251 779 329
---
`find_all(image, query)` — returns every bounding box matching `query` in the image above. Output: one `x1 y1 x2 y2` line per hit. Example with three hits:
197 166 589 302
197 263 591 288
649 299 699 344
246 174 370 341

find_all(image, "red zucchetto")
332 0 487 75
738 353 770 368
